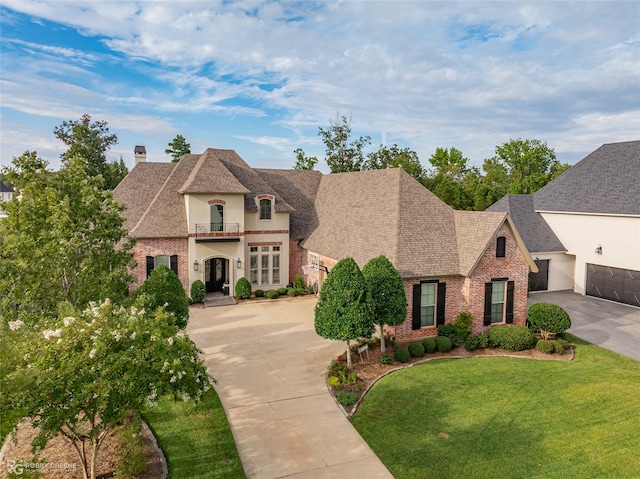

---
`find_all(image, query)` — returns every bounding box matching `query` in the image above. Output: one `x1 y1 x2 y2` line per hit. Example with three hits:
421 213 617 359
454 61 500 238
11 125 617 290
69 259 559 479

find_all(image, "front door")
205 258 227 292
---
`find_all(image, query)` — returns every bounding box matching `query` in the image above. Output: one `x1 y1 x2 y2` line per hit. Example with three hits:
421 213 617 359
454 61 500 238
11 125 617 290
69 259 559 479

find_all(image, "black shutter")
484 282 493 326
496 237 506 258
170 255 179 275
146 256 155 278
412 284 421 330
437 282 446 325
506 281 515 323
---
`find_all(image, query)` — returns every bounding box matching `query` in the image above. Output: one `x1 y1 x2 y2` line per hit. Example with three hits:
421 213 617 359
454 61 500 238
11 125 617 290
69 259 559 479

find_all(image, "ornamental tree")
314 257 375 368
4 298 213 479
527 302 572 340
362 256 407 353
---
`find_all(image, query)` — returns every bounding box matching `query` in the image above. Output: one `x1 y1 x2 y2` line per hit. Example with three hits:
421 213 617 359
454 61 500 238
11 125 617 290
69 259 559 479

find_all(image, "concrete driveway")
528 290 640 361
187 297 394 479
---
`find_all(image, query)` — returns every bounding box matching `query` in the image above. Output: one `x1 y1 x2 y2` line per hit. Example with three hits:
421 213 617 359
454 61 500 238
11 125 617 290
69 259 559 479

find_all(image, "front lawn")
351 335 640 479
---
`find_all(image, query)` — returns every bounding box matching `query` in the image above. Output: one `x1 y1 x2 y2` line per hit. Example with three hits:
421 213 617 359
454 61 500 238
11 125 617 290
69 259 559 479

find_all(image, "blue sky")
1 1 639 172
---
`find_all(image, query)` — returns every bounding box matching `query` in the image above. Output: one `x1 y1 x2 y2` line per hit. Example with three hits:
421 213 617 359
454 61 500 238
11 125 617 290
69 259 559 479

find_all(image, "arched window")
259 198 272 220
211 204 224 232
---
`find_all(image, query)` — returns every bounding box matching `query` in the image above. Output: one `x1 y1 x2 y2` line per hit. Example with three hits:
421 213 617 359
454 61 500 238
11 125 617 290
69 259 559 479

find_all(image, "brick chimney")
134 145 147 164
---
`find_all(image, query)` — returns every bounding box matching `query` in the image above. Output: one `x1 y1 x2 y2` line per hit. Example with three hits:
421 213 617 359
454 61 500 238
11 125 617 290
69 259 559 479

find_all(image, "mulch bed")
330 341 574 415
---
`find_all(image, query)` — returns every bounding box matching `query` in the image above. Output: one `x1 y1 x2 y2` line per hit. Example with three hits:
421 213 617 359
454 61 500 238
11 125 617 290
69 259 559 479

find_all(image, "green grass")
142 389 245 479
351 335 640 479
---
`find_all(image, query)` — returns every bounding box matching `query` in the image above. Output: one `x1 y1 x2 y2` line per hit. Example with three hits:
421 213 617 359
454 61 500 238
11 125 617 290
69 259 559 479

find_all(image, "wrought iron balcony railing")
194 223 240 237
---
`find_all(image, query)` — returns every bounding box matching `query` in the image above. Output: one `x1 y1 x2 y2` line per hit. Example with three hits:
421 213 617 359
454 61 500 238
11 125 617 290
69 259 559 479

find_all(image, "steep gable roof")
534 140 640 216
487 195 566 253
0 181 13 193
179 150 250 195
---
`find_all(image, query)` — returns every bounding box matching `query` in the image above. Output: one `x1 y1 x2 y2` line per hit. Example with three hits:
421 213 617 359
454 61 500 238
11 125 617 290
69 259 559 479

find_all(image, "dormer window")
259 198 272 220
496 236 506 258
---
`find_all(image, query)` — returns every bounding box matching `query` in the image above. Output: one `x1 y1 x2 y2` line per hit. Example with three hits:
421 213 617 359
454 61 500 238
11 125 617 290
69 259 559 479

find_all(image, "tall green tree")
365 144 425 182
292 148 318 170
361 256 407 353
319 115 371 173
165 134 191 162
53 114 125 189
314 257 375 368
423 147 475 209
0 152 135 322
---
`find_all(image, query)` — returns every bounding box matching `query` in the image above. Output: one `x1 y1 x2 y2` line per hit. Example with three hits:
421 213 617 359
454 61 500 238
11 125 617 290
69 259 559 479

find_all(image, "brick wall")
132 237 189 294
289 239 307 284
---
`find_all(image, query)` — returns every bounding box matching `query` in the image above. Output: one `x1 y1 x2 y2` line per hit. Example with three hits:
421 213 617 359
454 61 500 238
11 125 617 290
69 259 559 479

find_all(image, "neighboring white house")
489 140 640 307
0 181 14 218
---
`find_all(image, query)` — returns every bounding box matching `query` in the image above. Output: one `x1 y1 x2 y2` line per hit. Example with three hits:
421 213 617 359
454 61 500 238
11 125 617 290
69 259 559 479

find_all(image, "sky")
1 1 639 173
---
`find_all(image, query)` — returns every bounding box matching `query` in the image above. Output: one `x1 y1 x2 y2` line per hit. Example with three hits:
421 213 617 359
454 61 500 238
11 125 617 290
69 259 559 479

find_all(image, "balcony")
193 223 241 243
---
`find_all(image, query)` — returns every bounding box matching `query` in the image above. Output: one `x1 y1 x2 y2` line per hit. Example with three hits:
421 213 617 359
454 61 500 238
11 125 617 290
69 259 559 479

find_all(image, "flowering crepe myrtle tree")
5 299 213 479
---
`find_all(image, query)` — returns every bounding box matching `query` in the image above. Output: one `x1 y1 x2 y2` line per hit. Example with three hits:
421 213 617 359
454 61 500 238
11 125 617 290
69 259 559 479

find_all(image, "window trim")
484 279 515 326
259 198 272 220
412 280 446 330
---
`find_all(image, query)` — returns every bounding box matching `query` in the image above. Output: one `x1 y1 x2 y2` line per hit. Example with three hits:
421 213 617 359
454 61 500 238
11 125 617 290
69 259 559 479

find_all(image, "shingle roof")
534 140 640 216
179 150 250 194
0 181 13 193
487 195 566 253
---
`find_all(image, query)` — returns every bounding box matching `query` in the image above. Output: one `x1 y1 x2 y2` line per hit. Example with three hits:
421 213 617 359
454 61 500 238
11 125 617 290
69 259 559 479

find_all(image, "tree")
5 298 212 479
423 147 476 210
165 134 191 162
365 144 425 182
53 114 124 190
527 302 571 340
136 265 189 328
319 115 371 173
361 256 407 353
494 138 568 194
292 148 318 170
314 257 374 368
0 152 135 322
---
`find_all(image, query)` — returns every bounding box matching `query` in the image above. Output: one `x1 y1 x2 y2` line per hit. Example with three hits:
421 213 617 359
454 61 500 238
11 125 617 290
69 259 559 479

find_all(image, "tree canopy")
165 134 192 162
0 152 135 322
293 148 318 170
314 257 374 368
361 256 407 353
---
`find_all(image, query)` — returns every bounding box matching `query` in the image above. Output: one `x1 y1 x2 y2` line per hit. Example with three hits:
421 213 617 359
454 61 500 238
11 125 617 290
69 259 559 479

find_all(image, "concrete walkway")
187 297 394 479
528 290 640 361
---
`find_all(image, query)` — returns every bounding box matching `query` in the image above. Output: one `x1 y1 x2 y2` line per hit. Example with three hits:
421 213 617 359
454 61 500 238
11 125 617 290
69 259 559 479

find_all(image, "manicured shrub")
465 334 489 351
394 347 410 363
437 324 460 348
408 342 425 358
255 289 265 297
189 280 206 304
336 391 359 407
278 287 288 295
422 338 437 354
435 336 453 353
454 312 474 342
136 265 189 328
380 355 393 365
287 288 296 297
235 277 252 299
327 376 341 388
554 338 570 353
536 339 555 354
488 325 536 352
265 290 279 299
527 302 572 340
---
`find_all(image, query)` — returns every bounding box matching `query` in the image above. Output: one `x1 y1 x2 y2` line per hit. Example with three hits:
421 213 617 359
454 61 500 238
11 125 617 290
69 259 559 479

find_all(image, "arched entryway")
205 257 229 293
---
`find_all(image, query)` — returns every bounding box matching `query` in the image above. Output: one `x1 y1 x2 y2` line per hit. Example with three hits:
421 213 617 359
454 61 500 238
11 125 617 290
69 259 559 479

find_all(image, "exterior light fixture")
595 245 602 254
194 259 199 271
237 258 242 269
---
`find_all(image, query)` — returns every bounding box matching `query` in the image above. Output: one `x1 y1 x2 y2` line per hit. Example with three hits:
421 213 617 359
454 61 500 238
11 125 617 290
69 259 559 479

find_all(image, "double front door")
205 258 227 292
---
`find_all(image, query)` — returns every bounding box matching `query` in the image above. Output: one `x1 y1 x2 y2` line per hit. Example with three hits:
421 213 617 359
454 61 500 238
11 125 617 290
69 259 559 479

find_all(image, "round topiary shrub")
437 324 460 348
255 289 264 297
394 347 410 363
536 339 555 354
136 265 189 329
190 279 205 304
465 334 489 351
527 302 572 340
278 287 288 295
265 290 279 299
422 338 437 354
487 325 536 351
408 342 425 357
435 336 453 352
554 338 570 353
287 288 296 297
235 277 252 300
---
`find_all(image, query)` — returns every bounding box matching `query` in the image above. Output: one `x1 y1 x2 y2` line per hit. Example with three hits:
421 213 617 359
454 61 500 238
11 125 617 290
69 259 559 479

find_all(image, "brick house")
114 148 537 340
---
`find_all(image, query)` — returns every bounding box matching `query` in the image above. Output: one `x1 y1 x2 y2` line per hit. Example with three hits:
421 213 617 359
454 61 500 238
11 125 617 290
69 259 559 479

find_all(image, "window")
412 281 446 330
259 198 272 220
146 254 178 278
250 246 258 253
261 246 269 252
496 236 506 258
210 204 224 232
272 254 280 284
261 255 270 284
249 255 258 285
484 280 515 325
273 246 280 252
